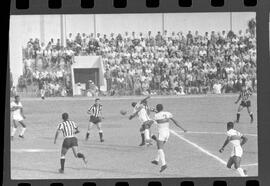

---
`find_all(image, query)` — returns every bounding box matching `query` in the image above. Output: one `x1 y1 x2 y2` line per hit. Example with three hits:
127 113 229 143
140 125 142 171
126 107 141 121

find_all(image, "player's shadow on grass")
245 151 258 155
66 166 181 177
103 124 125 128
12 166 61 175
188 120 257 125
80 143 145 153
182 120 228 125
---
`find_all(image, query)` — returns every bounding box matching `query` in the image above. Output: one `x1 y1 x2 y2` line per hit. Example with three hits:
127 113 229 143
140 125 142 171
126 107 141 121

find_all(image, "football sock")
20 127 26 136
237 113 240 121
250 112 253 120
155 151 160 162
11 127 17 137
237 168 246 176
77 153 85 159
86 132 90 139
99 131 103 140
158 149 166 166
144 129 150 141
60 157 65 170
141 133 145 143
151 134 157 141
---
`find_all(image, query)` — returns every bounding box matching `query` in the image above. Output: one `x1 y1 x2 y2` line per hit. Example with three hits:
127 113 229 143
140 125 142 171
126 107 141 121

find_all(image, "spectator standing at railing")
104 69 112 92
186 31 193 45
75 33 82 46
207 70 216 93
160 79 169 95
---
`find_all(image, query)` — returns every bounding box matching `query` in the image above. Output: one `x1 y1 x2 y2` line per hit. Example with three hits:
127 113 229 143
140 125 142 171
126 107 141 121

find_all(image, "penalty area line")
170 129 227 165
242 163 258 167
11 149 58 153
174 130 257 137
170 130 258 176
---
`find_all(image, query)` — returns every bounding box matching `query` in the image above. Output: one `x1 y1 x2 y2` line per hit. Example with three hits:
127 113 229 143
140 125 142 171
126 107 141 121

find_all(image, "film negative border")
10 0 262 14
13 0 260 10
5 0 270 186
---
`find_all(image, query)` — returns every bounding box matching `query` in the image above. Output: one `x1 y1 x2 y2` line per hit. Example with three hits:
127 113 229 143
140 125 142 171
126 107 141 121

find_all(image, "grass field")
10 94 258 179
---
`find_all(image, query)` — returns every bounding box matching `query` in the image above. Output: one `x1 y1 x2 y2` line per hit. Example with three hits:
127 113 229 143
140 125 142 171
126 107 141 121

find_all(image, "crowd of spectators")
20 38 74 97
19 22 257 97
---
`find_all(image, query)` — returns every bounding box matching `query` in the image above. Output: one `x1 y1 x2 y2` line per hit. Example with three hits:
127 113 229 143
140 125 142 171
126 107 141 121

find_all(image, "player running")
129 95 155 146
85 98 104 142
54 113 87 173
151 104 186 172
10 95 27 140
219 122 248 177
235 84 254 123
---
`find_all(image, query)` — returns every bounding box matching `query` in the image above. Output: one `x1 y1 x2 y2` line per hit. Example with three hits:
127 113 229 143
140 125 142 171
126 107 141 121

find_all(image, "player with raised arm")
54 113 87 173
151 104 186 172
129 95 155 146
85 98 104 142
219 122 248 177
235 84 254 123
10 95 27 140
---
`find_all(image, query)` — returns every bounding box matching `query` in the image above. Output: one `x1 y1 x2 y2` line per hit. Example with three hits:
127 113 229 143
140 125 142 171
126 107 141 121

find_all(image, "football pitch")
10 94 258 179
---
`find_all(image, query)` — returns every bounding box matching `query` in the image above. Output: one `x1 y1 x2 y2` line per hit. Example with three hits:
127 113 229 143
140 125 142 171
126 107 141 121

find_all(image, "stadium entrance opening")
73 68 99 90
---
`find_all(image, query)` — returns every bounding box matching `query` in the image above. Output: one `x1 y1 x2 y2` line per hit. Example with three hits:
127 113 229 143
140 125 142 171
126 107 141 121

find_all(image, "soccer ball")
120 110 127 115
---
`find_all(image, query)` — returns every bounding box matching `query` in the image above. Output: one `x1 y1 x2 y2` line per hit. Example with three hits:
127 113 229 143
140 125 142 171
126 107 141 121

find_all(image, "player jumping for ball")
54 113 87 173
86 98 104 142
235 84 254 123
219 122 248 177
129 95 155 146
10 95 27 140
151 104 186 172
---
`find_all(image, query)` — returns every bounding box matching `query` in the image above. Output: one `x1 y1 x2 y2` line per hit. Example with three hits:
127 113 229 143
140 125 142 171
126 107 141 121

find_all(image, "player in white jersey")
151 104 185 172
10 95 27 140
129 95 155 146
219 122 248 177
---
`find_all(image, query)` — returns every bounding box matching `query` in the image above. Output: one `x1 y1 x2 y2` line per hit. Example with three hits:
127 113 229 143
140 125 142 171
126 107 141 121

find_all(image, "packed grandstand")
13 19 256 97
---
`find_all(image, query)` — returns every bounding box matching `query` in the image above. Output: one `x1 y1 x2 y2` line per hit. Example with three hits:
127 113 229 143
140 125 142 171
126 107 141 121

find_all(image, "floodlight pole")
60 15 66 47
230 12 232 31
162 13 165 34
40 15 45 44
94 14 97 37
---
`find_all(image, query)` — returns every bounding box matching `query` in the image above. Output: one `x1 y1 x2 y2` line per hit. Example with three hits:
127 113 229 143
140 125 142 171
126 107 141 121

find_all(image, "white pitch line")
175 130 257 137
12 149 58 153
22 93 248 101
242 163 258 167
170 130 227 165
170 130 259 176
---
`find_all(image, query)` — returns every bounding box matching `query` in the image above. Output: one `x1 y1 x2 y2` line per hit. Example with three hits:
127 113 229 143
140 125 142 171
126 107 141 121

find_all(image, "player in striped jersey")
54 113 87 173
219 122 248 177
85 98 104 142
235 84 254 123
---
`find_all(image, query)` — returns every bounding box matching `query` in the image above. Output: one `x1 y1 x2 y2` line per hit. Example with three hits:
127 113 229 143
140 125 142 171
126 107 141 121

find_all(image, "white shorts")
158 129 170 142
13 115 24 122
231 146 243 157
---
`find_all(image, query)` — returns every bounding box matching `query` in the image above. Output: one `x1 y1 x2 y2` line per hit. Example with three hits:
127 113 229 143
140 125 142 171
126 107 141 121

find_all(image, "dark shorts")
142 120 155 129
227 156 241 169
240 100 251 107
90 116 101 124
62 137 78 149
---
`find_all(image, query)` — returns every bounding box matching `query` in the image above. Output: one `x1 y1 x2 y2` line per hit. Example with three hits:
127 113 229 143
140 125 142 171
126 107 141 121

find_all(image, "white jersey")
133 103 151 123
154 111 173 131
154 111 173 142
226 129 243 157
11 101 24 121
